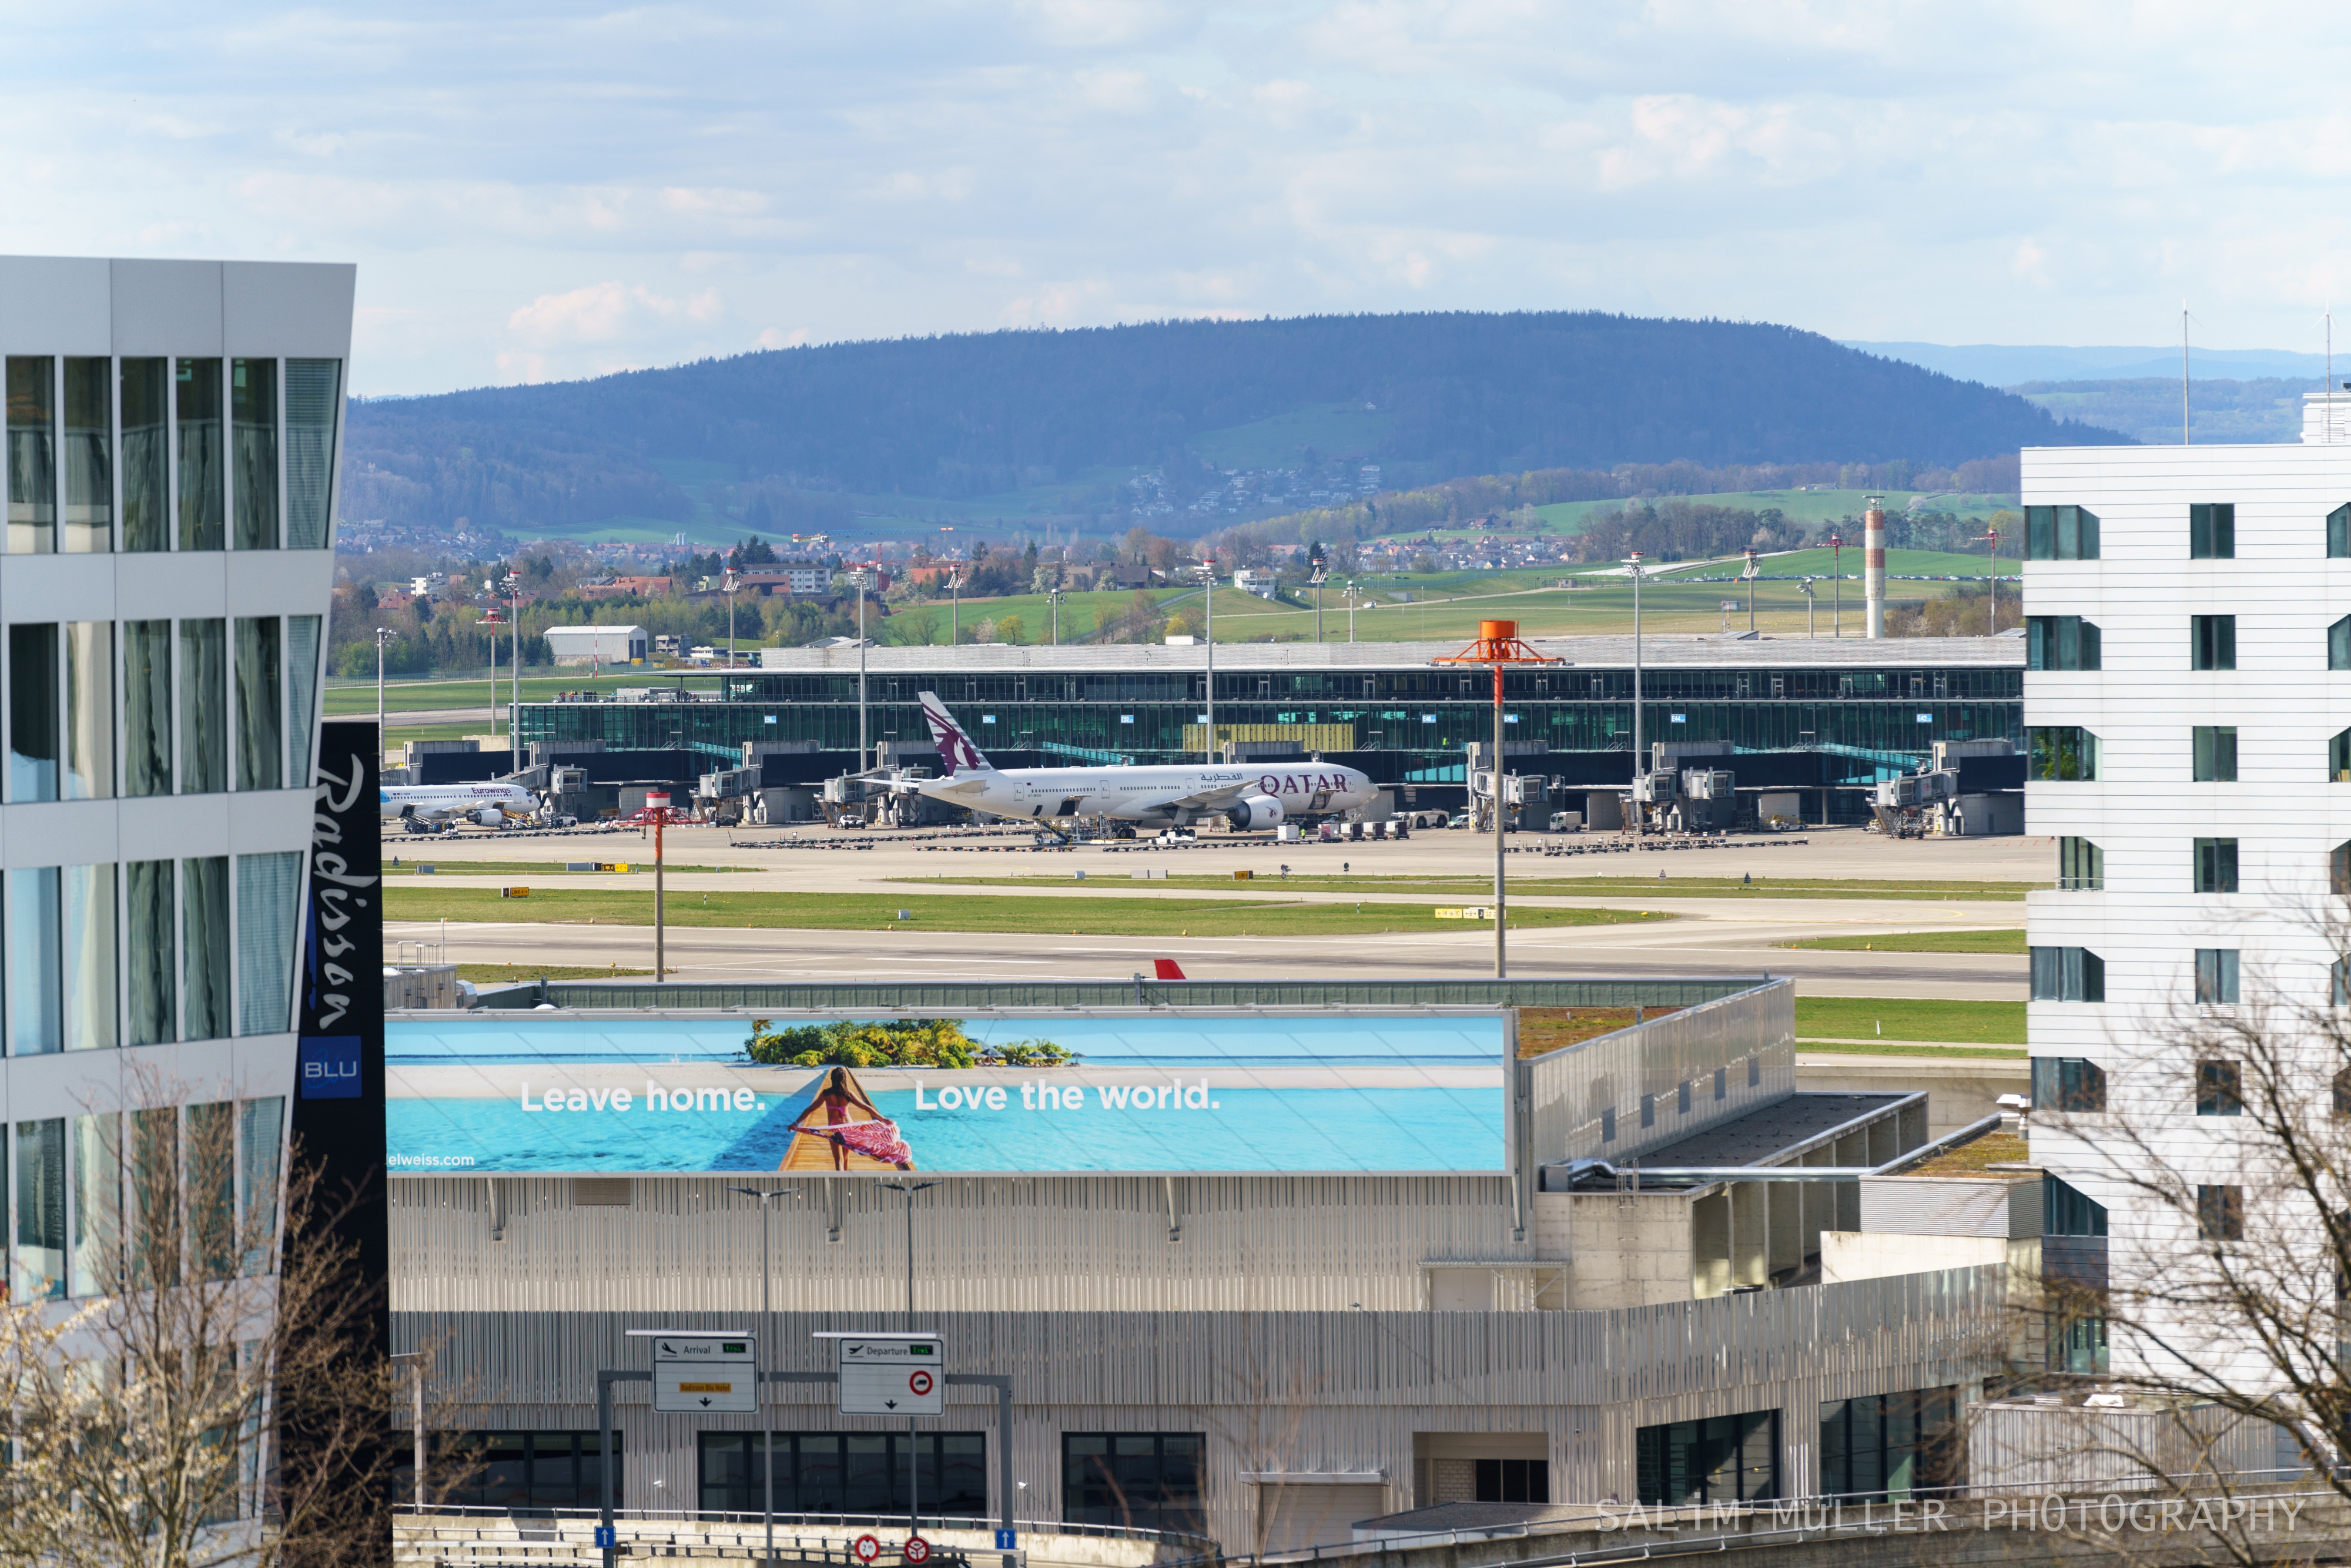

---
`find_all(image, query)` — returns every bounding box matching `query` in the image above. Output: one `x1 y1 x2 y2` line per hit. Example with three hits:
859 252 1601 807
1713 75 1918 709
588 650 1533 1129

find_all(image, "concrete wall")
1821 1231 2008 1284
1796 1055 2027 1140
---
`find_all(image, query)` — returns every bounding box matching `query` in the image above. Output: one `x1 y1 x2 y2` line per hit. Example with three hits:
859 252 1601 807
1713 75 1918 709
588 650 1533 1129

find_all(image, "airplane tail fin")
1153 959 1187 980
917 691 994 775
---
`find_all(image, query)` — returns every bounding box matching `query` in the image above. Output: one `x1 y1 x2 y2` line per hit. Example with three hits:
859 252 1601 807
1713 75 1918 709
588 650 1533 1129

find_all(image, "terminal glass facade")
698 1431 987 1519
518 658 2021 778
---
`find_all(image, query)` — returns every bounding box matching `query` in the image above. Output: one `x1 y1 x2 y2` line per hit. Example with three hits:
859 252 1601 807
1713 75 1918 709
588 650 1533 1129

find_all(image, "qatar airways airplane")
899 691 1376 832
380 780 541 832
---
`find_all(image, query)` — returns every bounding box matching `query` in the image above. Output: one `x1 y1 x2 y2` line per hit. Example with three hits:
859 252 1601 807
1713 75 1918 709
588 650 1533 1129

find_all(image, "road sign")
854 1536 882 1564
835 1336 945 1416
651 1334 756 1413
905 1536 932 1564
994 1530 1017 1550
594 1526 617 1549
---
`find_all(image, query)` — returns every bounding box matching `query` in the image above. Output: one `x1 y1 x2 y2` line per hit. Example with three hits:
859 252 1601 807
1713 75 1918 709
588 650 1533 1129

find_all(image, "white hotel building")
2024 405 2351 1393
0 258 349 1308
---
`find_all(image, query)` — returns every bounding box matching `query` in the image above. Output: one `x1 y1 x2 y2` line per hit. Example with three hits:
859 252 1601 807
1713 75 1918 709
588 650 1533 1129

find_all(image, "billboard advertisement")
387 1013 1508 1175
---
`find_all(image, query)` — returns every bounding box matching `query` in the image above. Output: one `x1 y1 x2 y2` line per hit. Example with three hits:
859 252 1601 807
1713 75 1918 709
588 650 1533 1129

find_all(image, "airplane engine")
473 806 506 826
1225 793 1284 830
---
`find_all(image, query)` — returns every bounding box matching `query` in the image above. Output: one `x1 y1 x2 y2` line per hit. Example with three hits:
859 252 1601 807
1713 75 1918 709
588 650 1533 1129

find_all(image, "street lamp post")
375 626 396 768
1827 535 1843 637
726 1185 785 1568
1744 548 1758 634
951 573 962 646
1800 578 1816 638
852 569 870 770
505 571 521 778
724 568 740 669
882 1180 940 1548
1345 579 1357 644
1049 588 1062 646
1625 554 1646 779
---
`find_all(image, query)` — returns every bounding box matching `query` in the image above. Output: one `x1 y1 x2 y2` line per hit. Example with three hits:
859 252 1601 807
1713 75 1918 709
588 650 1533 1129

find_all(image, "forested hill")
344 312 2126 537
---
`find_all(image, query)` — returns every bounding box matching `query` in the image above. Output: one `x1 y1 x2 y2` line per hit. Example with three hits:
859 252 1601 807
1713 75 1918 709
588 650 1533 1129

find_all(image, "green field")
457 963 654 983
1793 996 2025 1045
1189 406 1395 469
1793 1040 2027 1060
384 888 1669 936
324 671 713 714
1534 489 2018 532
905 874 2037 902
1781 929 2026 953
382 860 738 876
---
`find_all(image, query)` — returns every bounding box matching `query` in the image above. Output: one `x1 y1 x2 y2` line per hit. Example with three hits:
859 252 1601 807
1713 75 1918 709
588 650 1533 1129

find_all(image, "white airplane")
381 780 540 833
900 691 1377 832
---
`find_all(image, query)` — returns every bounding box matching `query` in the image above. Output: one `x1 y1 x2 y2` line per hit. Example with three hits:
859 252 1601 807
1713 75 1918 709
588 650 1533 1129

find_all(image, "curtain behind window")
236 851 301 1037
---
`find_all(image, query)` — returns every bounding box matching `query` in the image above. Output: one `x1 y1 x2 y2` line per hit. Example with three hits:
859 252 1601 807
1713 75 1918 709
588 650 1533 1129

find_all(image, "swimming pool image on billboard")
386 1014 1509 1175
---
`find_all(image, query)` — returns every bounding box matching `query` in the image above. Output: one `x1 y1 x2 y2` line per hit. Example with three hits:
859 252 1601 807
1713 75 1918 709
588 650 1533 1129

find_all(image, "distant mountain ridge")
344 312 2128 539
1847 340 2330 386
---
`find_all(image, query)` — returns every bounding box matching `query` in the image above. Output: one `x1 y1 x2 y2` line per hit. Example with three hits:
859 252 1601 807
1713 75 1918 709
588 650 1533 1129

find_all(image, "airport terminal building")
389 978 2024 1551
501 635 2025 825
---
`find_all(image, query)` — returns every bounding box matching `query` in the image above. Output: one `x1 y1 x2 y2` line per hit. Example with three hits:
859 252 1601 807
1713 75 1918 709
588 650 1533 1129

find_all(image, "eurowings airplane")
901 691 1375 831
380 780 540 832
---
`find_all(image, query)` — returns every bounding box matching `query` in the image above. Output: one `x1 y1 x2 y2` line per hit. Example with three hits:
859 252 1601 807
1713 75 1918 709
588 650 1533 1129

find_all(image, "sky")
16 1 2351 396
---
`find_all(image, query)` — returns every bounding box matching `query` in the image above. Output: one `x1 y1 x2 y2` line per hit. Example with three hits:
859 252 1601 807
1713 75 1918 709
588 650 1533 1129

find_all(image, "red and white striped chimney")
1864 497 1887 638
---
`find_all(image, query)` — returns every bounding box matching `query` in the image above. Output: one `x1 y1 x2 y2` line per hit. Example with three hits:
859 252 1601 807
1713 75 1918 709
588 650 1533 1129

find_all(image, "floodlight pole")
855 569 870 769
1492 663 1506 977
1204 558 1217 763
728 1187 782 1567
1432 621 1559 980
883 1180 939 1546
1828 536 1843 637
1625 555 1645 778
510 572 522 778
375 626 395 768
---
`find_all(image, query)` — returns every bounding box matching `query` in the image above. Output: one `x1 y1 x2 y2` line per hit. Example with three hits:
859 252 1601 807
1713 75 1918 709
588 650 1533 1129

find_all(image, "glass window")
65 863 116 1053
2024 504 2099 561
2027 615 2101 671
698 1432 984 1518
289 615 320 788
2057 836 2103 890
189 1100 236 1281
2335 616 2351 672
2192 614 2236 671
284 360 340 551
2030 1057 2106 1111
414 1431 622 1512
70 1111 119 1298
238 1096 283 1276
2336 842 2351 897
132 1106 179 1288
128 859 176 1046
2030 946 2105 1002
230 360 277 550
2333 503 2351 560
180 619 226 794
8 356 55 554
60 357 110 553
8 867 59 1055
2027 726 2100 781
176 358 223 550
235 617 281 791
14 1117 66 1300
2190 502 2236 559
125 621 171 796
2196 1059 2243 1115
10 621 58 802
1640 1093 1655 1128
1819 1389 1956 1502
120 359 168 552
236 850 301 1036
2198 1184 2244 1241
2196 837 2240 894
65 621 112 800
1473 1459 1549 1503
183 855 231 1042
1063 1432 1205 1533
2044 1174 2108 1237
1634 1409 1779 1505
2195 949 2241 1006
2193 725 2237 782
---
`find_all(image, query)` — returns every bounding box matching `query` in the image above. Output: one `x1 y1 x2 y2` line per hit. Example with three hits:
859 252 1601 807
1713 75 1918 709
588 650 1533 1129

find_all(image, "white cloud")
15 0 2351 391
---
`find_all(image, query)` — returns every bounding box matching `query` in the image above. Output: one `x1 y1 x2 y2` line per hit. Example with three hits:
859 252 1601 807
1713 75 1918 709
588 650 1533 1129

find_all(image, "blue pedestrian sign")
594 1525 617 1549
995 1530 1017 1550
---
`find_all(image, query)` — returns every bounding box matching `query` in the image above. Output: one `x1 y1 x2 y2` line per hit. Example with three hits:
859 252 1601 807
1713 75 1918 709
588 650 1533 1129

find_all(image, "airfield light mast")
1432 621 1563 979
